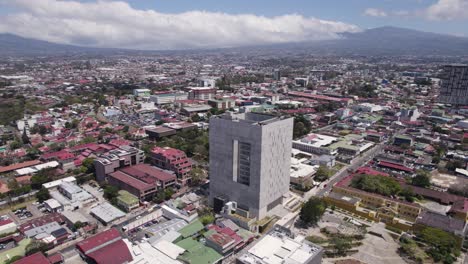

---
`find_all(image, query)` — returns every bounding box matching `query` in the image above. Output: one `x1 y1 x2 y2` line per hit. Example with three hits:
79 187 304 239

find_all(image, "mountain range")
0 26 467 56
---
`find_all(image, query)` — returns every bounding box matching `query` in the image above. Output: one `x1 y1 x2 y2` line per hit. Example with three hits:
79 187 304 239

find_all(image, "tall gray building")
209 112 293 219
439 64 468 106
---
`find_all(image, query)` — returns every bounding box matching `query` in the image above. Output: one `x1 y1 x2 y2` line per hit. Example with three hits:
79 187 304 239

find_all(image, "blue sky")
124 0 467 35
0 0 466 49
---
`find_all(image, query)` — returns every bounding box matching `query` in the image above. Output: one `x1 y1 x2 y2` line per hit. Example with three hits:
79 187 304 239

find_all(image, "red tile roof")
19 213 65 233
0 218 13 227
109 171 154 191
0 160 41 173
47 253 63 264
76 228 132 264
86 239 133 264
121 164 176 183
288 91 352 103
13 252 50 264
151 146 186 159
378 161 414 173
76 228 121 253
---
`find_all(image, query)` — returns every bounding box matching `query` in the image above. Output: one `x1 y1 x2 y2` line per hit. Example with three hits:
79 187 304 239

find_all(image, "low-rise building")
90 202 126 225
326 167 422 227
76 228 133 264
151 147 192 186
237 227 323 264
208 98 235 110
185 87 216 100
108 164 176 201
117 190 139 212
94 146 145 182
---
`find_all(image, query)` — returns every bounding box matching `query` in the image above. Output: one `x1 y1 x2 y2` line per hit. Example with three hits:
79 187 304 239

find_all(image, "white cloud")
425 0 468 20
0 0 360 50
363 8 388 17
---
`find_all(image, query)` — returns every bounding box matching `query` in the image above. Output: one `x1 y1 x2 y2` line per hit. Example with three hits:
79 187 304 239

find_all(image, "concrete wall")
209 113 293 219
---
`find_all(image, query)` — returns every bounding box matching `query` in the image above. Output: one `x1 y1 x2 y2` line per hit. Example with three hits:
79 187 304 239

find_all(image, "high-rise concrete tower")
209 112 293 219
439 64 468 106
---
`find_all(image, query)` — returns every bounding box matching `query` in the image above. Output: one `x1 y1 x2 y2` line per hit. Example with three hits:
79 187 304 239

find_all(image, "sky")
0 0 467 50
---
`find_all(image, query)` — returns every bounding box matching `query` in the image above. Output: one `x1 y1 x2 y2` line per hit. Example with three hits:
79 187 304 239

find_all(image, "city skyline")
0 0 467 50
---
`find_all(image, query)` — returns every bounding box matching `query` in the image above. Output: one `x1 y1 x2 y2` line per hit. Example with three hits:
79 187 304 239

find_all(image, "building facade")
209 112 293 219
94 146 145 182
150 146 192 186
439 64 468 106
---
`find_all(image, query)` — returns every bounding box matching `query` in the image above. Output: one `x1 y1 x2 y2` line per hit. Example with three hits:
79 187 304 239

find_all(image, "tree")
22 127 30 144
315 166 330 182
153 190 166 204
199 209 215 225
9 140 22 150
419 227 459 263
191 114 201 122
31 169 54 190
330 237 352 256
164 187 175 200
103 185 119 201
293 115 312 139
189 167 207 186
25 241 48 256
412 170 431 188
81 158 95 173
351 174 401 197
299 198 327 226
81 136 96 144
73 221 85 231
35 188 50 203
446 160 464 172
401 187 416 202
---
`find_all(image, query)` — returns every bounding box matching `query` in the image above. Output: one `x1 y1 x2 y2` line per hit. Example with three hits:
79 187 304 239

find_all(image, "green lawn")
0 238 31 263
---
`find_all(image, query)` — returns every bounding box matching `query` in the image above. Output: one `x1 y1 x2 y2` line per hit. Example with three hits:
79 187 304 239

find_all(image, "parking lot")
0 240 16 252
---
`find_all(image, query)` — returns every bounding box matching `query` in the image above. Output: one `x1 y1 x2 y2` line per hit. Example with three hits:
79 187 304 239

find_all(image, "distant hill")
1 26 468 56
0 33 119 56
313 26 468 56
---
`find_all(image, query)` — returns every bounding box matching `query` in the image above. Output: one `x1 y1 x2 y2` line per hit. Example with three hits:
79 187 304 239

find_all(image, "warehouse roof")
90 202 125 224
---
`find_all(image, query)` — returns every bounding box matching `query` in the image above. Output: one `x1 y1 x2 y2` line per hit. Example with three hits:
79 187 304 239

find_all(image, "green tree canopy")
351 174 401 197
299 198 327 226
35 187 50 203
314 166 330 182
25 241 48 256
293 115 312 139
412 170 431 188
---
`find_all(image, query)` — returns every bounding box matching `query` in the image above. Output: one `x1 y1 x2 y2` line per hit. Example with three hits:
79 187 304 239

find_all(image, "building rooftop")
118 190 139 205
77 228 133 264
238 228 322 264
416 211 466 236
90 202 125 223
178 220 204 238
176 238 223 264
12 252 51 264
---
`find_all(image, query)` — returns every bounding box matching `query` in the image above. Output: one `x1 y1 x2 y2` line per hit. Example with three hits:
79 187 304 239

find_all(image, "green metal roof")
176 238 223 264
178 219 204 238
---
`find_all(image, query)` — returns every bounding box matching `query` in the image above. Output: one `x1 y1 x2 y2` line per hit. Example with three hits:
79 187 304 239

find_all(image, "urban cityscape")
0 1 468 264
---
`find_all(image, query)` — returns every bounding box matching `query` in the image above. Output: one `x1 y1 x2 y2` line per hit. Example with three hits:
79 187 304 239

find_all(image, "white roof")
90 202 125 223
44 198 62 209
126 239 182 264
242 230 322 264
42 176 76 189
153 240 185 260
295 133 337 148
290 158 318 179
456 168 468 177
15 161 60 176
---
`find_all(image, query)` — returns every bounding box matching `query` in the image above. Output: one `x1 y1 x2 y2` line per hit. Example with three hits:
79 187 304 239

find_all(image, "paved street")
303 141 386 200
